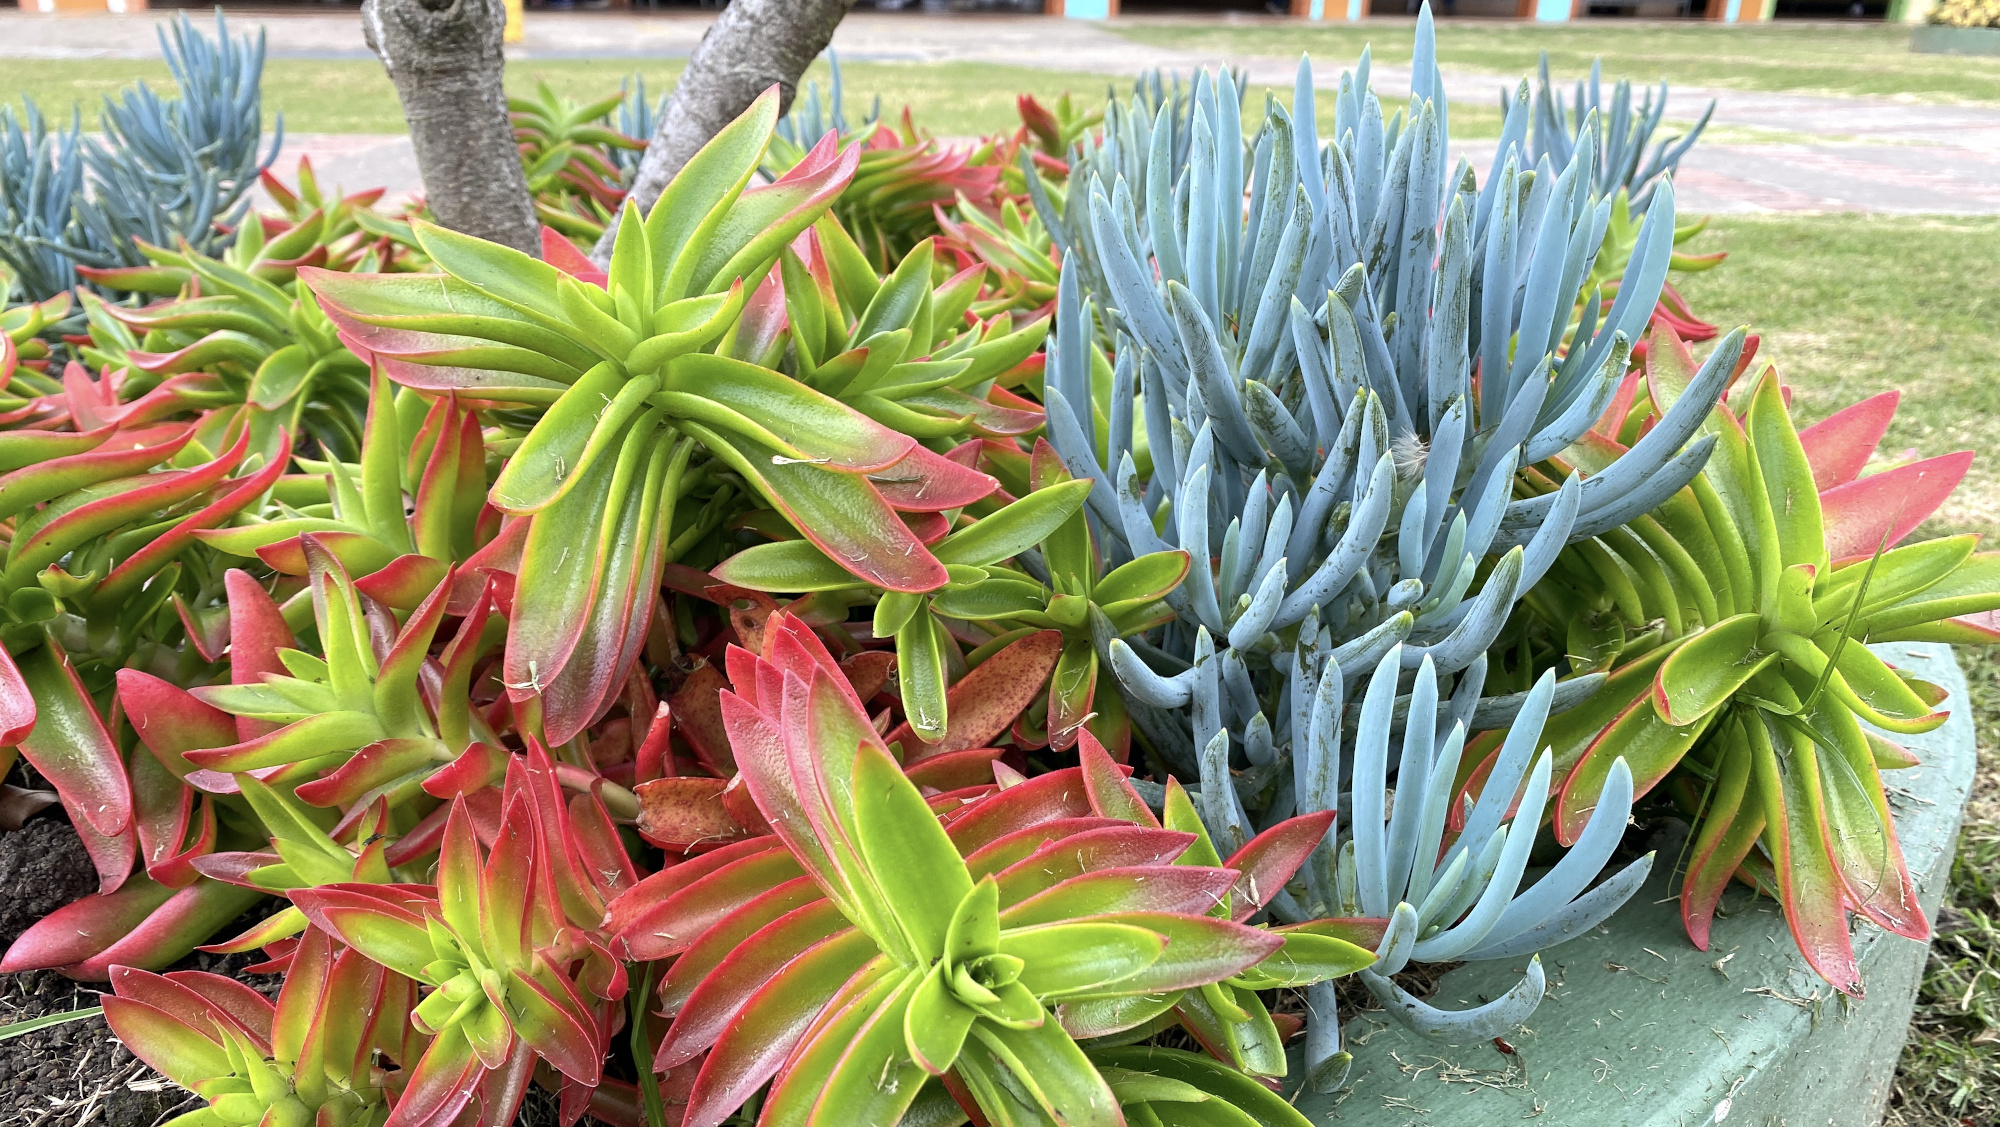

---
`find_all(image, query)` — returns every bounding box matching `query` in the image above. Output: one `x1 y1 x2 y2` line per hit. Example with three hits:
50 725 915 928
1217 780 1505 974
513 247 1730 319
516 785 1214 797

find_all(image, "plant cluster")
1927 0 2000 27
0 12 281 301
0 6 1992 1127
1501 324 1998 995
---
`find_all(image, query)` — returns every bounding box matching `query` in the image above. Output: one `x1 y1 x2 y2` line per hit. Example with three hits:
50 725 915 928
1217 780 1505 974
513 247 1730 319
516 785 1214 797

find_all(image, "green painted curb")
1292 641 1976 1127
1911 25 2000 56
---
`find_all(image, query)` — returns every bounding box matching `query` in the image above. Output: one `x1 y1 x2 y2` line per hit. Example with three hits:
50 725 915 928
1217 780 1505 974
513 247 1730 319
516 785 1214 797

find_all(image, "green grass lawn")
1678 214 2000 1125
1110 19 2000 105
1676 215 2000 537
0 55 1500 142
0 58 1134 138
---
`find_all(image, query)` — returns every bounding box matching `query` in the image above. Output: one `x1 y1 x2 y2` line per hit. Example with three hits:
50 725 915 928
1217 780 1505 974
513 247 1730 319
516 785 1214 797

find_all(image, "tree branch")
363 0 539 255
592 0 855 265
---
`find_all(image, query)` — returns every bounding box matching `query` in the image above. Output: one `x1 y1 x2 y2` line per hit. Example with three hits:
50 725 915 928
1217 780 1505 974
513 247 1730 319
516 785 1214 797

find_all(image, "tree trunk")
363 0 540 256
593 0 856 265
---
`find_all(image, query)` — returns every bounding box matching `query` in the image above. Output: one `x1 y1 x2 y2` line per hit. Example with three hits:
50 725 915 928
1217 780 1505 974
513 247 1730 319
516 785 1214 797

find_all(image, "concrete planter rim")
1912 23 2000 55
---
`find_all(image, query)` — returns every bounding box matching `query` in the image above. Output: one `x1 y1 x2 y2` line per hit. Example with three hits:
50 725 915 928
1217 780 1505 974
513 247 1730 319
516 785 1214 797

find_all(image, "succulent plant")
0 102 90 302
605 610 1373 1127
772 51 878 159
103 927 405 1127
75 12 281 272
0 12 279 300
1526 51 1712 213
309 90 1050 747
511 82 647 244
294 743 632 1125
74 214 381 466
1500 324 2000 996
612 75 671 179
1030 5 1716 1043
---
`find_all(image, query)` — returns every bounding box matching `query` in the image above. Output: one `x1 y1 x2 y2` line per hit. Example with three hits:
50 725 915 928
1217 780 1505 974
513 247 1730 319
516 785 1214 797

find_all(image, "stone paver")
7 10 1996 214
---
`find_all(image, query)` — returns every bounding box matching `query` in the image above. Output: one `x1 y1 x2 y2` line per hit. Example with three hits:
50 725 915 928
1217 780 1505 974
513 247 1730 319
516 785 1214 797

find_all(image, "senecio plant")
1030 4 1700 1067
0 9 1985 1126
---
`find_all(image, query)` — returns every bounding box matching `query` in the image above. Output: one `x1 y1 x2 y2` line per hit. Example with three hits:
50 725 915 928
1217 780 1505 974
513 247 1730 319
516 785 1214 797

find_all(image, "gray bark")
363 0 540 256
592 0 856 266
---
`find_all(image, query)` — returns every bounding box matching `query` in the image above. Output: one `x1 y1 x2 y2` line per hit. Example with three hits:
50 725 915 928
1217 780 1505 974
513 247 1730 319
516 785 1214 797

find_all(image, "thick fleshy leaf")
1651 613 1775 726
52 878 264 979
888 629 1062 758
960 817 1142 881
999 921 1167 998
664 353 914 472
1090 1045 1316 1127
0 878 173 973
507 970 603 1084
805 968 930 1127
119 966 272 1051
966 1015 1122 1127
755 962 906 1127
934 479 1093 568
182 710 387 773
1680 723 1766 952
16 640 133 873
709 538 866 594
1820 452 1975 563
0 424 191 525
94 447 289 608
99 995 232 1088
895 610 950 744
1003 866 1239 928
1745 370 1825 575
990 825 1201 908
691 422 947 593
1557 694 1711 847
291 885 440 982
870 443 1000 513
718 692 852 923
617 847 806 961
501 424 623 704
634 776 760 852
1096 550 1193 607
0 646 34 748
659 898 851 1070
1222 811 1336 922
658 877 828 1019
116 671 236 781
1797 391 1897 491
687 130 860 298
945 766 1098 855
5 427 253 591
903 747 1006 792
1748 714 1862 997
905 964 977 1075
604 837 780 943
1077 731 1159 828
1806 698 1927 942
1246 930 1378 987
853 740 974 959
386 1023 485 1127
303 268 602 372
1049 912 1281 993
681 942 890 1127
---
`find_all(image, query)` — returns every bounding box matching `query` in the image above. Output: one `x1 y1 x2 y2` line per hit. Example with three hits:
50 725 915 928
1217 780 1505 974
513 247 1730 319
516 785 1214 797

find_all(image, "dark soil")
0 817 97 947
0 810 266 1127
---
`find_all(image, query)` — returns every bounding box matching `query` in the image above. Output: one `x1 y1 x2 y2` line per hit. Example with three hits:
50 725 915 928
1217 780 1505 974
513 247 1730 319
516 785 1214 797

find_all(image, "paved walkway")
6 10 1997 215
